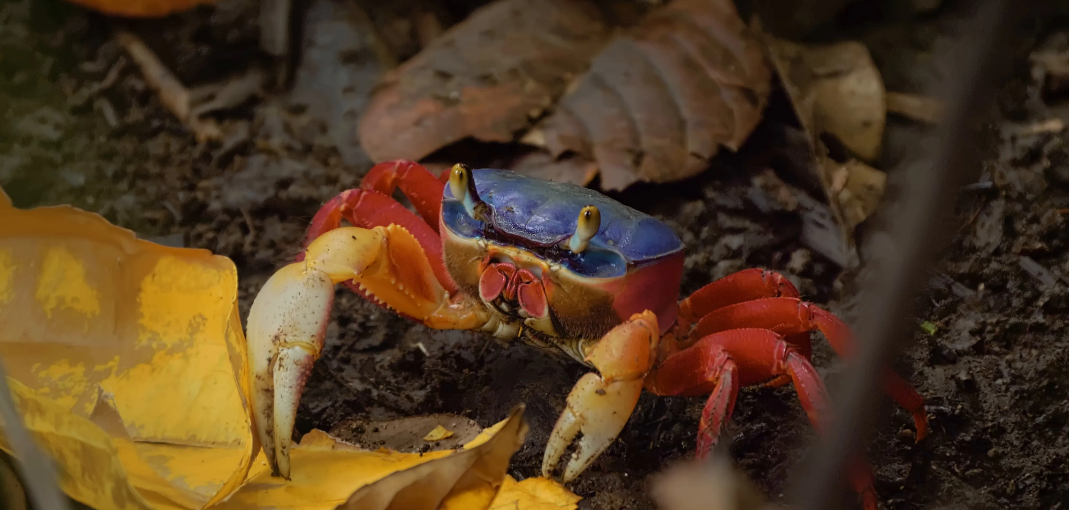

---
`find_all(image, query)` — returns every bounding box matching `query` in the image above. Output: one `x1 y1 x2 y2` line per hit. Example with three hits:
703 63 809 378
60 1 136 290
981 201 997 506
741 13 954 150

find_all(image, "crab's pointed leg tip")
246 261 334 483
542 408 580 479
543 373 643 483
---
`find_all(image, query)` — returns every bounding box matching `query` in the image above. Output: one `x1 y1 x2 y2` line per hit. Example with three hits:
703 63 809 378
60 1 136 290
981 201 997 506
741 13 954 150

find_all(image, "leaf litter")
521 0 772 190
356 0 612 164
0 190 578 510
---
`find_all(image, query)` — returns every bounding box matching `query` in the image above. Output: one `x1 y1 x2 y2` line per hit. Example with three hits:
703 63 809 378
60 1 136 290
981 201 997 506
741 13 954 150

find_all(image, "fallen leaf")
824 159 887 231
757 24 891 267
0 379 153 510
0 192 577 510
486 476 582 510
0 197 254 508
217 407 531 510
524 0 771 190
62 0 216 17
331 414 482 452
762 34 885 162
357 0 612 163
508 150 601 186
424 425 456 442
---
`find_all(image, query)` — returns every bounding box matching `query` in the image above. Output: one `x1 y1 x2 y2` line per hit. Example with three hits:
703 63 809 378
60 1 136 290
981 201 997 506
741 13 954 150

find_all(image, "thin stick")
792 2 1023 509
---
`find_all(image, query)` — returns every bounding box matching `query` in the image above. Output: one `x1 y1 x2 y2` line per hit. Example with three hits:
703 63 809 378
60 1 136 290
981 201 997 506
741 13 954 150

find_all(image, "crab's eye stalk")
567 205 600 254
448 163 490 221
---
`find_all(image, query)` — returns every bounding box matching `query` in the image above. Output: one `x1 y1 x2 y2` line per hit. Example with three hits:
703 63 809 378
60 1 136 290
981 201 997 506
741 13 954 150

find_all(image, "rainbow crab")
246 161 928 509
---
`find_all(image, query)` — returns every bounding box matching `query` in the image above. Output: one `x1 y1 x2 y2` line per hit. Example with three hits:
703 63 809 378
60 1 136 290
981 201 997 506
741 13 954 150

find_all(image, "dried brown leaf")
524 0 771 190
509 151 600 186
762 35 885 162
357 0 611 163
823 158 887 231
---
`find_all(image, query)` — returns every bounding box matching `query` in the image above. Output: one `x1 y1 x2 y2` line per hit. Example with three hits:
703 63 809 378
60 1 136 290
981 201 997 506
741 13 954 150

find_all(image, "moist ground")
2 0 1068 509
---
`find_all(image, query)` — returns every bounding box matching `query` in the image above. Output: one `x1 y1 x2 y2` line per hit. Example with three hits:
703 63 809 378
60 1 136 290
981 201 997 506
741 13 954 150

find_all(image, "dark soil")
3 0 1069 509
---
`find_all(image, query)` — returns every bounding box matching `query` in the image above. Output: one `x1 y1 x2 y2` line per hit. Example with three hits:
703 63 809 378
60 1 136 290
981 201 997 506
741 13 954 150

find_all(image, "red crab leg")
302 188 457 296
678 268 801 324
359 160 447 232
646 328 878 510
676 269 811 383
690 297 928 441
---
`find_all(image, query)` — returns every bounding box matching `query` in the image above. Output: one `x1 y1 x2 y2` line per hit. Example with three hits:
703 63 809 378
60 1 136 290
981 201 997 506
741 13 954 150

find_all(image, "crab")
246 160 928 509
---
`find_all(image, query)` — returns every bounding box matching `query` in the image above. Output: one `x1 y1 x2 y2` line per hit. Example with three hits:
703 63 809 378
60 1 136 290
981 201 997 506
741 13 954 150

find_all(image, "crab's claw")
542 311 659 482
246 225 452 479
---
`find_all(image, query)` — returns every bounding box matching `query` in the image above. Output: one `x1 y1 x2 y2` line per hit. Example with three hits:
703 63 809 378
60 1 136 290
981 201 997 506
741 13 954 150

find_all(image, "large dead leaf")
523 0 771 190
756 25 890 267
0 197 254 509
62 0 217 17
357 0 612 163
0 191 576 510
762 36 885 162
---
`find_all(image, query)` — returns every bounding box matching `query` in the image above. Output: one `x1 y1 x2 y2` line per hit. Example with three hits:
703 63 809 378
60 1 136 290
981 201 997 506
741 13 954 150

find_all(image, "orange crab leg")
646 328 878 510
689 297 928 441
246 225 489 480
543 311 659 483
302 188 457 296
360 160 447 232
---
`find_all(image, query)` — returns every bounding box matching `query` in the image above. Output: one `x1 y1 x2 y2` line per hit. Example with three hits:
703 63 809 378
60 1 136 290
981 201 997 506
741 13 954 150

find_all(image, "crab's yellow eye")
567 205 600 254
448 163 471 203
449 163 487 220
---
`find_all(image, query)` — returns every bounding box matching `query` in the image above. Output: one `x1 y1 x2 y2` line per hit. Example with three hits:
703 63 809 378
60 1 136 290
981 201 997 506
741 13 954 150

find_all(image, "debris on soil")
424 424 455 442
329 414 480 451
336 406 532 510
522 0 771 190
1030 49 1069 98
1014 117 1065 137
357 0 612 164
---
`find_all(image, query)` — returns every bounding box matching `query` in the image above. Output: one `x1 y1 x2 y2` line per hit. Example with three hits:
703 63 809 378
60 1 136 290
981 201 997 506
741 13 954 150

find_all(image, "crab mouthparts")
479 262 548 319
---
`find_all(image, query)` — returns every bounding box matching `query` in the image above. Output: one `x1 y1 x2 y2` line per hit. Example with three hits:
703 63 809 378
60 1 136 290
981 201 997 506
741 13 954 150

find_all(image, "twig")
114 29 222 142
791 2 1023 510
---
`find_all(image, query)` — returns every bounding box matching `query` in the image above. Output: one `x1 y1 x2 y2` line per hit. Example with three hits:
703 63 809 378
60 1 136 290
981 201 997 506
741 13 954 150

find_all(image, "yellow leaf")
222 406 529 510
424 424 455 442
0 200 254 508
488 476 583 510
0 378 153 510
0 191 580 510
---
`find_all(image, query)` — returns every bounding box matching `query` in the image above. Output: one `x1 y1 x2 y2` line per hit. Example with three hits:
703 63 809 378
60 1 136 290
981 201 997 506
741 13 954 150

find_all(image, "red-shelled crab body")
246 161 928 510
